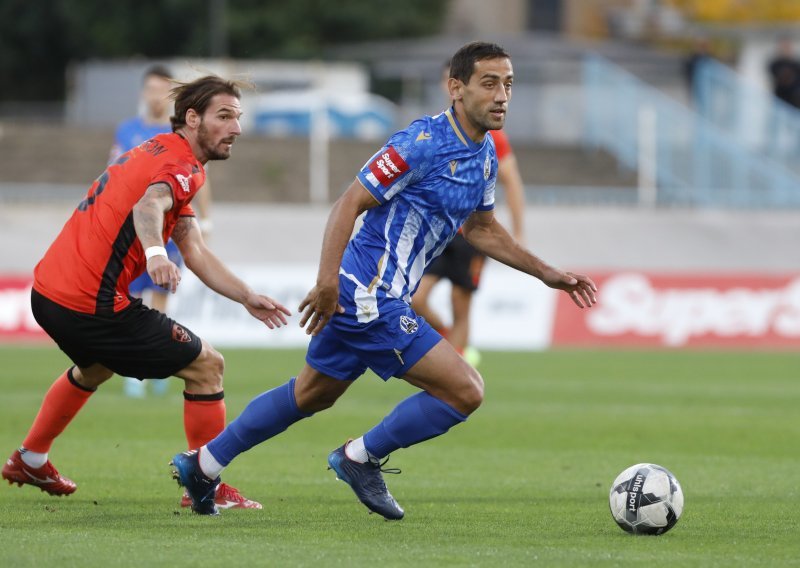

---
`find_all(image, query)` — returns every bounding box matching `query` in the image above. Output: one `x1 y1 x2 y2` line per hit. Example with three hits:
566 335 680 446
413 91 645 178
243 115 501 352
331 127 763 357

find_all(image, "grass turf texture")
0 347 798 567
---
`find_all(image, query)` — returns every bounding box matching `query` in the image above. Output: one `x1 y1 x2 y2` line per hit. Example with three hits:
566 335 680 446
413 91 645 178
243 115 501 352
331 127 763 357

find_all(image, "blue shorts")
306 297 442 381
129 240 183 295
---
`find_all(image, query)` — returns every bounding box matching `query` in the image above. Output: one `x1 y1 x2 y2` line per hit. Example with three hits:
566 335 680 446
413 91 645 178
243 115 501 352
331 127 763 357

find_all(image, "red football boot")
2 450 77 496
180 482 262 510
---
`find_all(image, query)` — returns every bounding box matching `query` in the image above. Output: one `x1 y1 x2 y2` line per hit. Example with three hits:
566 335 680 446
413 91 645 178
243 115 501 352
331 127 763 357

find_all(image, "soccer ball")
609 463 684 535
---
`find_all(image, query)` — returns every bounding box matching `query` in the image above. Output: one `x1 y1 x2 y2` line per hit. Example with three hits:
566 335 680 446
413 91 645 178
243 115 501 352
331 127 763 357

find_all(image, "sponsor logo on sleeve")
367 146 409 187
175 174 191 193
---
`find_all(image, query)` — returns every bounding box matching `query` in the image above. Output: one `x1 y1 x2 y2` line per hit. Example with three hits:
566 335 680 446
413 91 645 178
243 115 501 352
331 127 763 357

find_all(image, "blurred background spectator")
767 35 800 108
682 35 714 102
110 65 210 398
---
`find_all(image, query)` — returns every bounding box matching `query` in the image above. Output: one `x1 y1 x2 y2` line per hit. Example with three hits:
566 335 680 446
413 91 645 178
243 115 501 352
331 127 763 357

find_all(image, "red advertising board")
5 271 800 349
0 276 48 341
552 272 800 349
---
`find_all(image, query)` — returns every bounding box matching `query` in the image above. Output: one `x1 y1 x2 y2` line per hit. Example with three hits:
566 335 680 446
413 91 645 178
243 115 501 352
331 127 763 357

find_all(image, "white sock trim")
19 448 48 468
198 446 224 479
344 437 370 464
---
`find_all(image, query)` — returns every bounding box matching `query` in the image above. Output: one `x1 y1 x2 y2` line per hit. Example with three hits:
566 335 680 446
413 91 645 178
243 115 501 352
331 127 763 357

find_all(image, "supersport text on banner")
552 272 800 348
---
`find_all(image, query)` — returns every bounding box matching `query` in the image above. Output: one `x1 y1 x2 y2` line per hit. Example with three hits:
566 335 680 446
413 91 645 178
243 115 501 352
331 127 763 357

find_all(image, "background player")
170 42 596 518
2 75 288 512
111 65 214 398
412 60 526 365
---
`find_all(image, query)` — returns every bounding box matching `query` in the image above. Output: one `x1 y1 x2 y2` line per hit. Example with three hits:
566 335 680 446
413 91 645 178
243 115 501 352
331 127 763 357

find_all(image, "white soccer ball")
609 463 684 535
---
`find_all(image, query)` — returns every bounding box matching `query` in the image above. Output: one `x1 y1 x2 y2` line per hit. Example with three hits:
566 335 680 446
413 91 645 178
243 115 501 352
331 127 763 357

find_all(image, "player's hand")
298 283 345 336
147 256 182 293
244 293 291 330
542 268 598 309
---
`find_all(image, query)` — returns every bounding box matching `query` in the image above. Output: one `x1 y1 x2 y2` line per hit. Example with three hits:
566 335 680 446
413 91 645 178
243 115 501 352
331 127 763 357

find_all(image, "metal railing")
583 54 800 208
694 57 800 173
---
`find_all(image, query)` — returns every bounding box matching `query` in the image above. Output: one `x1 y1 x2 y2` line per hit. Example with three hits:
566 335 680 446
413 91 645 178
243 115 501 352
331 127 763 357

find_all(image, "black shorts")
31 289 202 379
425 233 486 291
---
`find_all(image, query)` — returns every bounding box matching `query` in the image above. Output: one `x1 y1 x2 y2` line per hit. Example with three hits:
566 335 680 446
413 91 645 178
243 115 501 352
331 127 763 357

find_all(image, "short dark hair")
449 42 511 84
169 76 247 131
142 64 173 83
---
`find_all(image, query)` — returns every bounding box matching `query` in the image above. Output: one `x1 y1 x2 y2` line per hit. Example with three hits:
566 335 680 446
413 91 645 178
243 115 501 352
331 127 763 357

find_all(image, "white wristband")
145 246 168 261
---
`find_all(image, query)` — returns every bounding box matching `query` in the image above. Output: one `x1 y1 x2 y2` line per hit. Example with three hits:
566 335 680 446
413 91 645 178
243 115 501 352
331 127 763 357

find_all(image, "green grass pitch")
0 346 798 567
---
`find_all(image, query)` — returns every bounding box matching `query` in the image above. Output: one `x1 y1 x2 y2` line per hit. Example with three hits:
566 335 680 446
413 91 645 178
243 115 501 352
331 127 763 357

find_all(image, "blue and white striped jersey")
340 107 497 322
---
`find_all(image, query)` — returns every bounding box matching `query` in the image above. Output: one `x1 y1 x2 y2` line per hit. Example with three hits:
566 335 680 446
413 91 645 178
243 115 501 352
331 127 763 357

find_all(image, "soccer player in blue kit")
171 42 598 518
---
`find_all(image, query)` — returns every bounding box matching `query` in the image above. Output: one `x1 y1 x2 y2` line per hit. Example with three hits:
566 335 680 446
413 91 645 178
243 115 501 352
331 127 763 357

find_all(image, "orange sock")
183 391 226 449
22 368 95 453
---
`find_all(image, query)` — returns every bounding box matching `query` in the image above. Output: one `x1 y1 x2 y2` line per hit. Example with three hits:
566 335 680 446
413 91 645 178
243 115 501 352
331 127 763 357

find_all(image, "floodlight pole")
637 105 657 208
309 87 330 205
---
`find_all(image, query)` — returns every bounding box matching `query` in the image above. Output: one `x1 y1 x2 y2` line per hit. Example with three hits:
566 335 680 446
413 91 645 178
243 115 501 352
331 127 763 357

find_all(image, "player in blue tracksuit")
115 65 213 398
171 42 598 518
113 65 178 398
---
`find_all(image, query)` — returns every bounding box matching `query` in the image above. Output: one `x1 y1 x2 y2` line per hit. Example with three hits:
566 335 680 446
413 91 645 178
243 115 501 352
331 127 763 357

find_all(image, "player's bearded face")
197 120 231 160
196 94 242 161
461 57 513 133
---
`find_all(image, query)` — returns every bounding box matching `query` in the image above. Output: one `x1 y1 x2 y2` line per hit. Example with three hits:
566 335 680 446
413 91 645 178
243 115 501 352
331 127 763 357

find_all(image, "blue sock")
363 391 468 459
206 377 311 466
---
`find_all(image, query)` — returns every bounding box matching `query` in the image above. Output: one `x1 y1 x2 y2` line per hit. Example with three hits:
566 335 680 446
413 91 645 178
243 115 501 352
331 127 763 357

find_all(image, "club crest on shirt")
399 315 419 334
172 323 192 343
484 153 491 180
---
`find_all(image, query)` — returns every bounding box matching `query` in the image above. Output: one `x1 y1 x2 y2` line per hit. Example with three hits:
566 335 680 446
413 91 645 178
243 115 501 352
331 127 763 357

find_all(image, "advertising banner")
4 269 798 350
552 272 800 348
0 277 48 341
169 263 557 350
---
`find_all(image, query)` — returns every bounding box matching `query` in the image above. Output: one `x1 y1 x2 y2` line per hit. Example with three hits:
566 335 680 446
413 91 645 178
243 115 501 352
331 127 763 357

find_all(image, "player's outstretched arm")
462 209 597 309
172 216 290 329
299 179 379 335
133 183 182 293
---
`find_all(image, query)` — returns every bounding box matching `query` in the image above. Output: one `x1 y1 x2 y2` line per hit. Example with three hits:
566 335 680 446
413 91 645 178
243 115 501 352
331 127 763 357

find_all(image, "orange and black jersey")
489 129 512 161
34 133 205 315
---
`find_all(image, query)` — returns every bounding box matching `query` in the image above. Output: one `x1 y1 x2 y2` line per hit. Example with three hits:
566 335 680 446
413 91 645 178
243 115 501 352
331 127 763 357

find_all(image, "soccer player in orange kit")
2 75 289 511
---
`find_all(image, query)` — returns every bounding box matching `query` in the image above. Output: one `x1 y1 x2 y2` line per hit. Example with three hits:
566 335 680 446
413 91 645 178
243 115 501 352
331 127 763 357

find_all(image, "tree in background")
1 0 447 103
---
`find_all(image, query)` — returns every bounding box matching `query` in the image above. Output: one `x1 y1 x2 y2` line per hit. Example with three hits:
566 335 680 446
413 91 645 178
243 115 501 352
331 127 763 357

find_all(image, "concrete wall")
0 123 635 204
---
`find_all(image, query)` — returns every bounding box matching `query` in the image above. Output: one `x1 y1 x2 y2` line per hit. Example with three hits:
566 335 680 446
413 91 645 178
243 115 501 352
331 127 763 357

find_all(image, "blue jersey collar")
444 106 486 151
